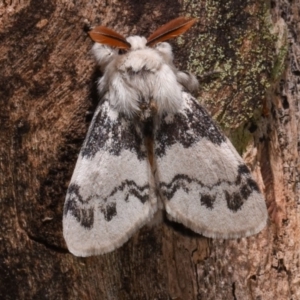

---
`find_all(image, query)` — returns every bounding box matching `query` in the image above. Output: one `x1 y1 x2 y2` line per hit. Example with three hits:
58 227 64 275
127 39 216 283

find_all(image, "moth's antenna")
88 26 131 49
146 17 197 47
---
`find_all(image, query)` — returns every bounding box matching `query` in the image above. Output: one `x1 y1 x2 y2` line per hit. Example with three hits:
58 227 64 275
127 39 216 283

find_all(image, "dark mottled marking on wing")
64 183 94 229
107 180 149 204
159 164 262 212
81 99 146 160
240 184 252 199
64 183 83 218
80 209 94 228
247 178 260 192
65 183 84 206
100 202 117 221
155 94 226 157
160 174 193 200
64 195 81 221
238 164 251 175
236 165 251 185
200 194 216 209
64 180 150 226
225 191 244 211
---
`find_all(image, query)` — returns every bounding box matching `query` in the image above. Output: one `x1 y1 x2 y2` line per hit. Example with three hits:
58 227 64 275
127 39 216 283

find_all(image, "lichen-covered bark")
0 0 298 299
182 0 275 129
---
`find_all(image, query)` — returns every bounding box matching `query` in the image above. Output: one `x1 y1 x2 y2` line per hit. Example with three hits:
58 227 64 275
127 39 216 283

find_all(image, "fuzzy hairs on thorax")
89 17 199 117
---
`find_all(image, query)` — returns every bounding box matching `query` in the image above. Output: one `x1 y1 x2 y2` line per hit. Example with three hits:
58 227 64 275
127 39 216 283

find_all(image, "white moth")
63 17 268 257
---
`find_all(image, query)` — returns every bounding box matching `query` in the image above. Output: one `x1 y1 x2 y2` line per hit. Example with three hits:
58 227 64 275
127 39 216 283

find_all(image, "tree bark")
1 0 298 299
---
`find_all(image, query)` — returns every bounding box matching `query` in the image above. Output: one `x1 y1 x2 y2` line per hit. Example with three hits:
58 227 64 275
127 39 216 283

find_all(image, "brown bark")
0 0 299 299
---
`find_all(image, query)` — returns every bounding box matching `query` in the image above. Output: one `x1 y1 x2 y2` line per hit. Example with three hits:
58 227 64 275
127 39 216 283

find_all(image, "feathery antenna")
147 17 197 47
88 26 131 49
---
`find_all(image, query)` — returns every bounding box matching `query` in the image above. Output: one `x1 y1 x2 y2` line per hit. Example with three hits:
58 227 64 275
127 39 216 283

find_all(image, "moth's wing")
63 99 157 256
155 92 268 238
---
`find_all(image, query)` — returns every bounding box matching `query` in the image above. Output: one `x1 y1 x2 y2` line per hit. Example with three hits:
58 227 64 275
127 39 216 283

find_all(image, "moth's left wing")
155 92 268 238
63 100 156 256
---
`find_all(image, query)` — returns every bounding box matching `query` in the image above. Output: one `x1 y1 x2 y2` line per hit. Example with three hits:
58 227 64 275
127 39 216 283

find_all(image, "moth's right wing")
63 99 157 257
154 92 267 239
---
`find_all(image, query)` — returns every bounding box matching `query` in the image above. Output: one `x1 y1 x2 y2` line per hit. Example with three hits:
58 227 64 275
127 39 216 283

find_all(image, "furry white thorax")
92 36 199 116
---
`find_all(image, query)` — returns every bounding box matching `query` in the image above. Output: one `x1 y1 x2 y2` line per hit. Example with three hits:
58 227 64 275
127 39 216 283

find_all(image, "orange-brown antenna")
146 17 197 47
88 26 131 49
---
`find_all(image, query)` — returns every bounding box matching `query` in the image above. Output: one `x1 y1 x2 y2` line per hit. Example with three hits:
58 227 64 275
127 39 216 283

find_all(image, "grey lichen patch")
180 0 280 132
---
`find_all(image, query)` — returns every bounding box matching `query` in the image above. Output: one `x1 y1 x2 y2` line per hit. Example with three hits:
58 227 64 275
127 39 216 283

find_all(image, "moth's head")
88 16 196 53
125 36 147 50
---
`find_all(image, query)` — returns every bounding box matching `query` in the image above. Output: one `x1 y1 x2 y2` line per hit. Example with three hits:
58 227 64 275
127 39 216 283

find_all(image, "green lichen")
179 0 285 152
270 18 288 81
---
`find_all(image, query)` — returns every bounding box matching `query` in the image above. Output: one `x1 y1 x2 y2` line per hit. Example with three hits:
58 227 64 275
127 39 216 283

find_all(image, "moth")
63 17 268 257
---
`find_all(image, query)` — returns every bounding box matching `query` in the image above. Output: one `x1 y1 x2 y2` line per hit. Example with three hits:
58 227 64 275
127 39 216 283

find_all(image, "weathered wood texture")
0 0 299 299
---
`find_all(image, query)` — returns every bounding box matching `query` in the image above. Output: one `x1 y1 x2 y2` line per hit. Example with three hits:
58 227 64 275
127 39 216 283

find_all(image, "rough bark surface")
0 0 299 299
